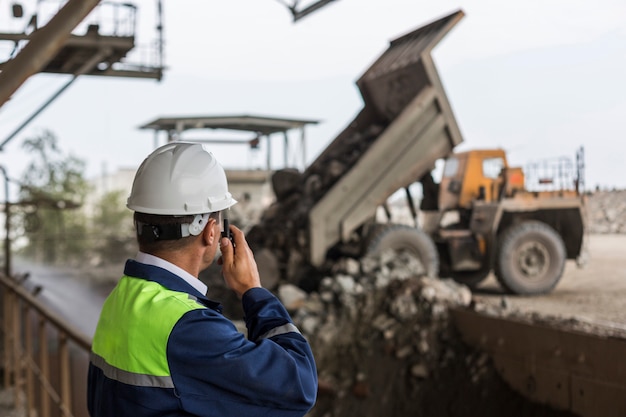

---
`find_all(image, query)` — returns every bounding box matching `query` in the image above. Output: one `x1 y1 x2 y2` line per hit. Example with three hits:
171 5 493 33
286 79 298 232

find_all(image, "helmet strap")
136 213 210 242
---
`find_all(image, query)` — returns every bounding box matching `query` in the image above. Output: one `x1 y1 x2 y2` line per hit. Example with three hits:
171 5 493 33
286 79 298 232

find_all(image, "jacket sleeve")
167 288 317 415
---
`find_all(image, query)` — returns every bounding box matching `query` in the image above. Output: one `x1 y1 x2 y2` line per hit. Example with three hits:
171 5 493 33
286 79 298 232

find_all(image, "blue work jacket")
87 259 317 417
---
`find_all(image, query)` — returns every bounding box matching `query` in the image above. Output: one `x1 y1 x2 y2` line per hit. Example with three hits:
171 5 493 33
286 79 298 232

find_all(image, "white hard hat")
127 142 237 215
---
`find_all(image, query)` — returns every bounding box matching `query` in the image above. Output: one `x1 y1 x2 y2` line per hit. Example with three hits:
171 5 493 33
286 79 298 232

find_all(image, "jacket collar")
123 259 223 313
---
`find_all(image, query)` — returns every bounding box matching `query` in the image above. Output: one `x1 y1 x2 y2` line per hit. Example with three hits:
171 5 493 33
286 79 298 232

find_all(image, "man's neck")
153 250 200 277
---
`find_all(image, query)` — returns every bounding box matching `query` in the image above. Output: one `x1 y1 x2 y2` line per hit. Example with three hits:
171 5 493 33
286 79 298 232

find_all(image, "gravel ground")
473 234 626 333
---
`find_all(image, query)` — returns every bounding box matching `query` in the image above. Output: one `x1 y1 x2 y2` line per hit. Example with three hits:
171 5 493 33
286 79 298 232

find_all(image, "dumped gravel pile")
268 251 575 417
587 190 626 233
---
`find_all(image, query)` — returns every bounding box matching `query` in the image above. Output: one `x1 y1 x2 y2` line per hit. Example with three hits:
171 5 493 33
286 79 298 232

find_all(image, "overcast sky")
0 0 625 191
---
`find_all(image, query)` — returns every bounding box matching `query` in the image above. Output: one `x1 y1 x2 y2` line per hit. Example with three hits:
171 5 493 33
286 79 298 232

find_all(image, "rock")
411 363 429 379
300 315 320 335
278 283 308 310
389 289 418 321
271 168 302 201
395 345 413 359
336 274 357 294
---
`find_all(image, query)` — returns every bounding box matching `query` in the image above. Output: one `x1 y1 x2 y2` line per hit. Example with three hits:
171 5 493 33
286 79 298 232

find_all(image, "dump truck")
248 9 586 295
414 147 586 294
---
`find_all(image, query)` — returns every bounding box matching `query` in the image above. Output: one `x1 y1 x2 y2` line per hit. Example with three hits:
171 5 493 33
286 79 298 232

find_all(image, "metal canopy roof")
139 114 321 171
139 114 320 136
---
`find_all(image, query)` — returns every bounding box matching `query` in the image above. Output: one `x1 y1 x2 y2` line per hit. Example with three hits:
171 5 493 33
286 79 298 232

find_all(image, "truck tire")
495 221 566 295
365 224 439 278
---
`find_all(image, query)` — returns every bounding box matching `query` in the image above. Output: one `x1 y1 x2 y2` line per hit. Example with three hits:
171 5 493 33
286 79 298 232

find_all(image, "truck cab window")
482 157 505 179
443 157 459 178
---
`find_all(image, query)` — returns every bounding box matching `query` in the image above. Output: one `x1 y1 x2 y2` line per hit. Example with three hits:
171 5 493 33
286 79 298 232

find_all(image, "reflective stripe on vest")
91 276 204 384
90 351 174 388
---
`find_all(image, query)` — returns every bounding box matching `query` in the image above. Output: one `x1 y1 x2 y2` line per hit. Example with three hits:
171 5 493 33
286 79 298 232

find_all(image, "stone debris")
272 250 575 417
586 190 626 234
278 283 308 311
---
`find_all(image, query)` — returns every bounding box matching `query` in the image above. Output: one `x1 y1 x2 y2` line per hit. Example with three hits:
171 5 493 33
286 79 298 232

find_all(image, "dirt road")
472 233 626 330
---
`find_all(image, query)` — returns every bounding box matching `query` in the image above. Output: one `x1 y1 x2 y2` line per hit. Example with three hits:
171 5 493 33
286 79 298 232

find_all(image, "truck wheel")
365 224 439 278
495 221 566 295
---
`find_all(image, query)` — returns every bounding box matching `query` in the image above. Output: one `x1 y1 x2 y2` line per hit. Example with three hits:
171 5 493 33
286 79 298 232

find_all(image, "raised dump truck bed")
248 10 467 281
306 10 465 266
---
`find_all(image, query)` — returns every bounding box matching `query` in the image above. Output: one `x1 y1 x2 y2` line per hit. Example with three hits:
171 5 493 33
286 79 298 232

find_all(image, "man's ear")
202 217 217 246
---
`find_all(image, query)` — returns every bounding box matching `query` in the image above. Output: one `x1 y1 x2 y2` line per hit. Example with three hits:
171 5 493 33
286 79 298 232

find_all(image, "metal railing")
1 272 91 417
523 146 585 194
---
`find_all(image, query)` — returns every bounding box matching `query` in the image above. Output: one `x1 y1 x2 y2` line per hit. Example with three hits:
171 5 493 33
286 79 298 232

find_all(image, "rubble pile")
269 251 575 417
587 190 626 233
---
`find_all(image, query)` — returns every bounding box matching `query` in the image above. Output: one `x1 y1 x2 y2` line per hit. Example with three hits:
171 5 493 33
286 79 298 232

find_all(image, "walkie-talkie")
221 215 234 249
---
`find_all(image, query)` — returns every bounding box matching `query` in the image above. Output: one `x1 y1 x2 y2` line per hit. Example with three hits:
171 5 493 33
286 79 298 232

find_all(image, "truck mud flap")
451 308 626 417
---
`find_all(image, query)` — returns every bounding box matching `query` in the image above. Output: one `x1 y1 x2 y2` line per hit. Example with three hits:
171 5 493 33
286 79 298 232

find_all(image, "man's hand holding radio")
219 225 262 298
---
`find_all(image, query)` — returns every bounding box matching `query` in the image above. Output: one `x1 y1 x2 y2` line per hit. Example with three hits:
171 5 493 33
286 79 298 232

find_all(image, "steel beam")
0 0 102 109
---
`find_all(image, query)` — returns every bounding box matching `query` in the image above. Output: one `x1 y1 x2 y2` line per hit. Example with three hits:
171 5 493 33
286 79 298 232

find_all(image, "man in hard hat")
87 142 317 417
